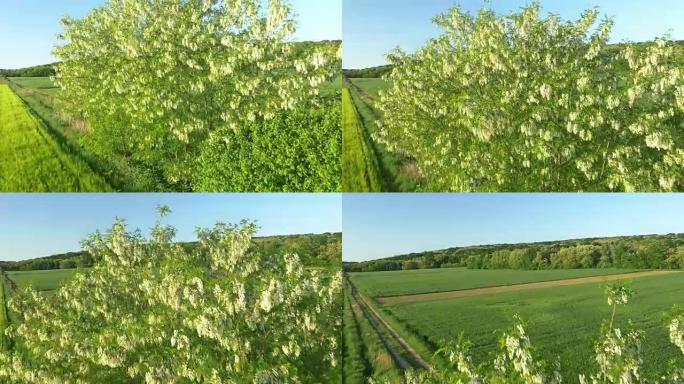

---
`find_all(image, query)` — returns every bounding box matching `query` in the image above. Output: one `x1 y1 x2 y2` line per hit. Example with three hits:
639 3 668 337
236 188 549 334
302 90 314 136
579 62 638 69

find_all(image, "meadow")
0 82 111 192
342 88 381 192
345 267 684 382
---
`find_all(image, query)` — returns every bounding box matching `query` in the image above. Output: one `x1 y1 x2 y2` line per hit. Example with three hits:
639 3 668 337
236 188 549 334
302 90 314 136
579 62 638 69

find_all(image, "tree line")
344 233 684 272
342 65 393 78
1 232 342 271
0 64 56 78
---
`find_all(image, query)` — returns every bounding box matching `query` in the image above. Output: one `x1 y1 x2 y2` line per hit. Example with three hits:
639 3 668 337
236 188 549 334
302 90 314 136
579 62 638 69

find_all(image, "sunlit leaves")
376 3 684 191
53 0 340 189
0 214 342 382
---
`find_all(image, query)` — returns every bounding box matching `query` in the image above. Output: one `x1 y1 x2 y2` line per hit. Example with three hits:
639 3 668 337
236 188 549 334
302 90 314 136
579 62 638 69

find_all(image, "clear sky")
0 0 341 69
344 0 684 69
0 193 341 261
343 194 684 262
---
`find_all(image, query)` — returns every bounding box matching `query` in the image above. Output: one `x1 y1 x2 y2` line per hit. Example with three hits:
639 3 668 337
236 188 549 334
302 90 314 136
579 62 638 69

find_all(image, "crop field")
9 77 57 94
348 78 388 98
349 267 641 297
7 269 81 292
345 268 684 381
342 88 381 192
0 84 111 191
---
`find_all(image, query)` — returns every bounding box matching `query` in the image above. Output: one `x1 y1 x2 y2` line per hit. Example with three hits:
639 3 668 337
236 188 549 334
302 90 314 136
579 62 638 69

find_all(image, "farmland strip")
377 270 682 304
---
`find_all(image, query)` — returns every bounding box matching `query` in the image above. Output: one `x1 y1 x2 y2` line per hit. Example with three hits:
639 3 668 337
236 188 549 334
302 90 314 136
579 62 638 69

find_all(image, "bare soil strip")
351 281 433 370
377 270 681 305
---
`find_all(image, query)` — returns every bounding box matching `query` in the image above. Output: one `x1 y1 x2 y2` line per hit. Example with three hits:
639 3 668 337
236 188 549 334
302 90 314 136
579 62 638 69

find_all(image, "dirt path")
349 280 432 371
377 270 681 305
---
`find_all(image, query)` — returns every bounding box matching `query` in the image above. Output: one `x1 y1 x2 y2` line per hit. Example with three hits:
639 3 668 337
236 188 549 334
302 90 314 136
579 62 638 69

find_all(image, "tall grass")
342 88 382 192
0 84 112 191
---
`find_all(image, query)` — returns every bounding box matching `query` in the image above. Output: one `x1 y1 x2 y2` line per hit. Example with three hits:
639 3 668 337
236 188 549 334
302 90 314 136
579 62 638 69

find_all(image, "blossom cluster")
0 210 342 383
375 3 684 191
53 0 340 186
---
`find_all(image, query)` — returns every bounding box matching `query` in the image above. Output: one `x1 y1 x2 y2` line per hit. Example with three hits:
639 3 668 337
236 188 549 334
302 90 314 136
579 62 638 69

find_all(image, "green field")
348 78 388 98
347 268 684 382
9 77 58 93
342 88 381 192
7 269 81 292
349 267 640 297
0 277 8 350
0 83 111 191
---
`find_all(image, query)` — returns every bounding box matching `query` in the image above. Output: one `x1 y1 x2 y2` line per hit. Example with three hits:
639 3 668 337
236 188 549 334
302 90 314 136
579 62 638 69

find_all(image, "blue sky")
343 194 684 262
0 0 341 69
0 193 341 261
344 0 684 68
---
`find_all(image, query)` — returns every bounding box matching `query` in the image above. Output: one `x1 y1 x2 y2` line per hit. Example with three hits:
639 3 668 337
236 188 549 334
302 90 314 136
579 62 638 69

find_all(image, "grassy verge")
7 78 165 192
0 274 8 351
344 286 370 384
345 281 403 382
342 88 382 192
345 79 418 191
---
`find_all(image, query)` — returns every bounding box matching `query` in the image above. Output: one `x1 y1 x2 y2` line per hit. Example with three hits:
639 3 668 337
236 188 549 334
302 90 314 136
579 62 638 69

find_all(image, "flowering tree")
0 207 342 383
54 0 340 189
375 3 684 191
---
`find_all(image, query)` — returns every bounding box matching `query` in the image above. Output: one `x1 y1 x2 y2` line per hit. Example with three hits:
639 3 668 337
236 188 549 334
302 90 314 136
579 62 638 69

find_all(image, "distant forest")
1 232 341 271
345 233 684 272
0 63 56 77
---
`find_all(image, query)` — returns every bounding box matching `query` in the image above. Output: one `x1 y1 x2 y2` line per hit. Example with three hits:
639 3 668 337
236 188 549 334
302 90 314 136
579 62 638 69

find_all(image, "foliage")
0 212 342 383
342 88 382 191
375 3 684 191
194 102 341 192
54 0 340 190
345 233 684 273
0 84 112 192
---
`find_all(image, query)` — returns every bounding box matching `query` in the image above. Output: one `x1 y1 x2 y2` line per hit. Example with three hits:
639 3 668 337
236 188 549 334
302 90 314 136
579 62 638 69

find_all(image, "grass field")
0 277 8 350
342 88 381 191
9 77 58 93
7 269 81 292
0 84 111 191
347 268 684 381
348 78 388 98
349 267 641 297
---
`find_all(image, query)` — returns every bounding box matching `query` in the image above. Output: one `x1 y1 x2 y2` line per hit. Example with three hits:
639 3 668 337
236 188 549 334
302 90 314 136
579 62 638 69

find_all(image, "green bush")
194 105 341 192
